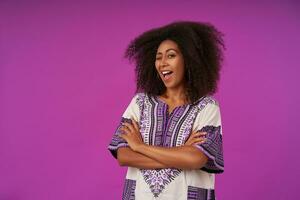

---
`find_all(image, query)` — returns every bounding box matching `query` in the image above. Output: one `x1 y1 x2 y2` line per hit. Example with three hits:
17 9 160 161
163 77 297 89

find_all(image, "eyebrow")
156 48 179 55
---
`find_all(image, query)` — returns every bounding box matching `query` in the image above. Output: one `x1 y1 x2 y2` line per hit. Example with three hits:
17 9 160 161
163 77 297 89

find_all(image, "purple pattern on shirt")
140 168 182 198
136 94 219 198
123 179 136 200
195 125 224 173
108 117 132 159
108 93 222 199
187 186 215 200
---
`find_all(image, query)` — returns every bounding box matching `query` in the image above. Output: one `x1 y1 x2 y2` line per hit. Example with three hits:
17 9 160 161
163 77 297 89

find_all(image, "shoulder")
134 92 147 99
196 95 220 111
193 96 222 127
128 92 149 111
132 92 147 104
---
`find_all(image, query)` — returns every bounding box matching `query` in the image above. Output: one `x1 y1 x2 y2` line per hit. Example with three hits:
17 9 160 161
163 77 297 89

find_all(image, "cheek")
174 61 185 76
179 68 185 80
155 61 159 71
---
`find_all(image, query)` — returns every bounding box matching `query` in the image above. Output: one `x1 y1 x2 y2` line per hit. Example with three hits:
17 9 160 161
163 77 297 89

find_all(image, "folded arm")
117 147 168 169
134 144 208 170
119 119 208 170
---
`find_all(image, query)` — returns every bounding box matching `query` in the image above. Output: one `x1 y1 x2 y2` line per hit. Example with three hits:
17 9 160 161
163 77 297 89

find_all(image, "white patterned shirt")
108 92 224 200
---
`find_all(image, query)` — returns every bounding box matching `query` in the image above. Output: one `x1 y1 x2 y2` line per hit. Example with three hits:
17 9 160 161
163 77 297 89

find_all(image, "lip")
161 71 173 81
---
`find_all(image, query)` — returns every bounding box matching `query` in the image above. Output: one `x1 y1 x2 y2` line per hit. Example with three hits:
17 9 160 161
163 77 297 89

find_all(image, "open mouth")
161 70 173 79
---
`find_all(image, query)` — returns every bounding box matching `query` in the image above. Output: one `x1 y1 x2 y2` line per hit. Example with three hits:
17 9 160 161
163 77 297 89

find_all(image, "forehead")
156 39 180 52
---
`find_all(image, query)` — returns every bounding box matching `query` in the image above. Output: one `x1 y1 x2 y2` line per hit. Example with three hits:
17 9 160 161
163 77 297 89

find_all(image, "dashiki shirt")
108 92 224 200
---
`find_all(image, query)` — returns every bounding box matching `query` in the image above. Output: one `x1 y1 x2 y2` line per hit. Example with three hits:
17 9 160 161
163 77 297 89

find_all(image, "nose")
160 55 168 67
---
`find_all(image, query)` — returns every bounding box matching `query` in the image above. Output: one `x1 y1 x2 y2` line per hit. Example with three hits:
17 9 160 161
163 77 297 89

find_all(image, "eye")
168 54 176 58
155 57 162 60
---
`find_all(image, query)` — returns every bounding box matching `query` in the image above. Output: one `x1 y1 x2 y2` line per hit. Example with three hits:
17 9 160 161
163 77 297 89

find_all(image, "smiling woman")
155 40 185 95
108 21 225 200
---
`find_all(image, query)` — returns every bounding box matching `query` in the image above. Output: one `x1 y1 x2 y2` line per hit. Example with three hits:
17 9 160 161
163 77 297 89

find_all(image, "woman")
108 21 225 200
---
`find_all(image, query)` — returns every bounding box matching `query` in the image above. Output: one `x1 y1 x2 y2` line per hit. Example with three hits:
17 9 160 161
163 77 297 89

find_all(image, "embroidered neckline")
153 95 205 107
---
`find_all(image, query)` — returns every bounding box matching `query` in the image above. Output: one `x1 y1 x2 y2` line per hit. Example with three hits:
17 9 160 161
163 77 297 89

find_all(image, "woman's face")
155 39 185 90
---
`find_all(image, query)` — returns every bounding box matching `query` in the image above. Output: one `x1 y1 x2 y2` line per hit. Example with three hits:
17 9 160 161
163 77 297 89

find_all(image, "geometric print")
140 168 182 198
187 186 215 200
194 125 224 173
108 93 224 199
122 179 136 200
136 94 221 198
108 117 132 159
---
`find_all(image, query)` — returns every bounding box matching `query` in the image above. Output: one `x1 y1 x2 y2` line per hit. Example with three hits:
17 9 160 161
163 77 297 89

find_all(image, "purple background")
1 1 299 199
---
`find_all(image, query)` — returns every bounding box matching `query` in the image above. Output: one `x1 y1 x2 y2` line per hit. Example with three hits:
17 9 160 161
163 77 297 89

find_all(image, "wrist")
134 143 147 153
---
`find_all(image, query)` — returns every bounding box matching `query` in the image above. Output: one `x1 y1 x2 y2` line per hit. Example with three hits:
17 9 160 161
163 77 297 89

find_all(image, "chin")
164 83 177 89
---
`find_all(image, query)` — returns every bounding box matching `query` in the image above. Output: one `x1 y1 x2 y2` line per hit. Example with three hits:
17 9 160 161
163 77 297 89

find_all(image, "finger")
191 137 206 144
186 133 197 142
191 131 198 135
186 134 199 143
122 122 135 133
120 126 130 135
119 126 127 132
131 119 139 131
188 133 203 140
196 138 207 144
194 131 206 135
196 137 206 142
191 131 202 137
195 140 206 144
192 132 201 137
192 132 207 138
198 132 207 136
119 132 128 141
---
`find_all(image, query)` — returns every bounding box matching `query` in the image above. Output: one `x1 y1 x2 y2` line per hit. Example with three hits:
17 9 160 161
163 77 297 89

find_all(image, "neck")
163 85 189 103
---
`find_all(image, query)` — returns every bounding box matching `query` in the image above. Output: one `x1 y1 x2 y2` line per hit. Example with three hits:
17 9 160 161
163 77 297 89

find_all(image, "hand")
119 119 144 151
185 131 207 146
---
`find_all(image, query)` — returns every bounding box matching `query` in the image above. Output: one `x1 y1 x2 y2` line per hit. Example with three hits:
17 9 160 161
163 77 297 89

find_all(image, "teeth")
162 71 172 75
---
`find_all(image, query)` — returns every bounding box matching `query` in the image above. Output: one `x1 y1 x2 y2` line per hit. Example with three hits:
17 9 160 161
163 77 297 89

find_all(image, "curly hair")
124 20 225 104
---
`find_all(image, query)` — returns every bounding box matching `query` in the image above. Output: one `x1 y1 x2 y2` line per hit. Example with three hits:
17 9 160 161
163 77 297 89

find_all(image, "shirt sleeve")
192 101 224 173
108 94 141 159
